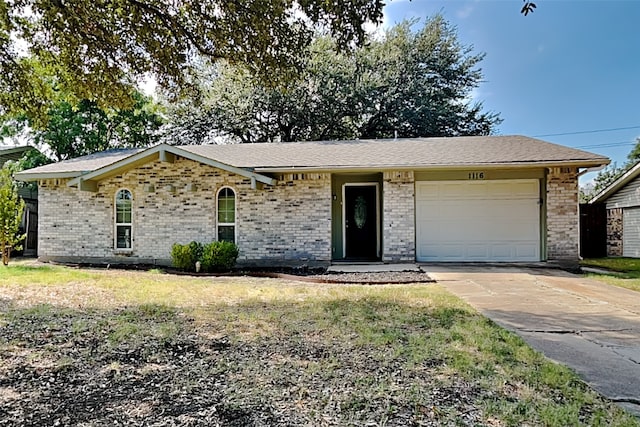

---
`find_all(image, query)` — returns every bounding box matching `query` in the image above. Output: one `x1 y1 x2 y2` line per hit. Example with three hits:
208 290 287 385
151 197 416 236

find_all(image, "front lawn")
581 258 640 292
0 263 636 426
581 257 640 276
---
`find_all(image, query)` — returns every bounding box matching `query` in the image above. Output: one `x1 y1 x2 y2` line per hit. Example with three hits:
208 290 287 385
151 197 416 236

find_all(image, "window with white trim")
115 189 133 250
217 187 236 243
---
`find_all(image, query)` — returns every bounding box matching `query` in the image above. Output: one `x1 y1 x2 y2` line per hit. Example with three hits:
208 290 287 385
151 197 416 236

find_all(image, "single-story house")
15 136 608 266
589 161 640 257
0 145 40 256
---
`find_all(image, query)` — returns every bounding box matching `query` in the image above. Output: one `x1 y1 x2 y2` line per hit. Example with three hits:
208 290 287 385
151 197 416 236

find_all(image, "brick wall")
546 167 580 261
382 171 415 262
237 172 332 263
606 208 623 256
38 158 331 265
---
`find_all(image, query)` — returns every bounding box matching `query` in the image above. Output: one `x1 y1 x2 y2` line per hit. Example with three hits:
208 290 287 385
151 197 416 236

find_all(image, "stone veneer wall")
546 167 580 261
382 171 415 262
606 208 623 256
38 158 332 265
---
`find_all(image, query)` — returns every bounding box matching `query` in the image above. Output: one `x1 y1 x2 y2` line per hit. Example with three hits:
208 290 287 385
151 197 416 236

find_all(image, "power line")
575 141 637 149
534 125 640 138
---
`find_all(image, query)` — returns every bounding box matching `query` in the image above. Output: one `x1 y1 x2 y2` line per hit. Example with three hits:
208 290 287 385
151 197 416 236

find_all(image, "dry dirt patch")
0 265 636 426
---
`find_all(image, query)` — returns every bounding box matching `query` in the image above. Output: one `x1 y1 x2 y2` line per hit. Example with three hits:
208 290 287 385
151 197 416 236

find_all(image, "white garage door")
623 208 640 257
416 180 541 262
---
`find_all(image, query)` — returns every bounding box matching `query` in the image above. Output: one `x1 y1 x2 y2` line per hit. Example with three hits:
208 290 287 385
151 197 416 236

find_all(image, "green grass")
581 257 640 275
581 258 640 292
0 263 637 425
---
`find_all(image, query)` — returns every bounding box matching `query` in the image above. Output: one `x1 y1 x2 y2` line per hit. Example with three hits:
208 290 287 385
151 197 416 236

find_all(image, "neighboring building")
589 162 640 257
15 136 608 266
0 145 39 256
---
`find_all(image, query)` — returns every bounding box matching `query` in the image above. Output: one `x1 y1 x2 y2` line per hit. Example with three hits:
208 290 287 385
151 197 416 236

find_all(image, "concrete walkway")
327 263 422 273
427 265 640 416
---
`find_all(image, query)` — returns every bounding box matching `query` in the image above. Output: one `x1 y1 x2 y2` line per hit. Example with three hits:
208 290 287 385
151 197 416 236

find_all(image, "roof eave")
0 146 36 156
589 161 640 204
15 171 84 181
254 159 610 173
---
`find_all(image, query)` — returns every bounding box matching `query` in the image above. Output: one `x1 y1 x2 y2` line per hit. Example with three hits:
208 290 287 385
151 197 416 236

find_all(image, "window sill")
114 249 134 256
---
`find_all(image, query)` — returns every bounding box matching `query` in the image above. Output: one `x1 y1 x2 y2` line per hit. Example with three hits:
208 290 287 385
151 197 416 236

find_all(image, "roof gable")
65 144 276 191
589 161 640 204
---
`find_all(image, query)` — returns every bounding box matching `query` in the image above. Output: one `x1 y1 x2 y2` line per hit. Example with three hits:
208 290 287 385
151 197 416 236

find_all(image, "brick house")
589 161 640 257
16 136 608 266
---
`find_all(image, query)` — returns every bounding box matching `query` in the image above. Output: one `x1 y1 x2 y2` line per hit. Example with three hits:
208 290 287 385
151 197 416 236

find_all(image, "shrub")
187 241 203 262
171 242 200 271
201 241 239 272
171 241 238 272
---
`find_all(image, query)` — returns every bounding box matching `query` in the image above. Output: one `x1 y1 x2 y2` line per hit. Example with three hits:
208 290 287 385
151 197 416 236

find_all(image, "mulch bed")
61 262 435 284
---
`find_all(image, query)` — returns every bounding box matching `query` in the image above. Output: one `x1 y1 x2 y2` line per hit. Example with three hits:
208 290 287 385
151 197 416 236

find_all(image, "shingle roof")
180 136 608 170
16 136 608 180
17 148 145 176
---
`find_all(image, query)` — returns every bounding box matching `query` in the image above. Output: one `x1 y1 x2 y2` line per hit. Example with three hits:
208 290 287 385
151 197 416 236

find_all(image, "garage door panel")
416 180 541 262
516 245 538 258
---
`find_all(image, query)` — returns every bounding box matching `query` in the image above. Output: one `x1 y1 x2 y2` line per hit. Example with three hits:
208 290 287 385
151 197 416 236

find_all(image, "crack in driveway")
436 267 640 417
520 328 632 334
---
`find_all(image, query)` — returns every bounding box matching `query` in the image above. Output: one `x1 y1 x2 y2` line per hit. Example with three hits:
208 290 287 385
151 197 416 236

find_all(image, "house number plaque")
468 171 485 180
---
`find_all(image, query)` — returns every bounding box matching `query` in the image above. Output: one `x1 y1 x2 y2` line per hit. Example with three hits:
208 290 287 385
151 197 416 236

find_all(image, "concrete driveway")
427 265 640 416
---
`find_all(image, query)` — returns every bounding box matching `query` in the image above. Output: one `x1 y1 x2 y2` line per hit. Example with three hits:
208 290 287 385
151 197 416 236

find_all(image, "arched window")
115 189 133 250
217 187 236 243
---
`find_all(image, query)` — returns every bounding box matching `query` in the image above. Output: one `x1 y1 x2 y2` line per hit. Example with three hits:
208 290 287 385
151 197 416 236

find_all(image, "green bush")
187 241 203 262
201 241 239 272
171 241 238 272
171 242 200 271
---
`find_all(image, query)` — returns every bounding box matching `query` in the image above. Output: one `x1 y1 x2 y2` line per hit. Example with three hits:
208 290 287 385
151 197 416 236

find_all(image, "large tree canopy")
34 92 164 161
166 16 502 144
0 0 384 122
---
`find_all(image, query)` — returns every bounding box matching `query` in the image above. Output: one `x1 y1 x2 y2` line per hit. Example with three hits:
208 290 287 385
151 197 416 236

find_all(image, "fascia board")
15 171 83 181
254 159 610 174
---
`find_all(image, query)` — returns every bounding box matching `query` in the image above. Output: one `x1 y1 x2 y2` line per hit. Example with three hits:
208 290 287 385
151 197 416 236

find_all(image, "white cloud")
456 4 475 19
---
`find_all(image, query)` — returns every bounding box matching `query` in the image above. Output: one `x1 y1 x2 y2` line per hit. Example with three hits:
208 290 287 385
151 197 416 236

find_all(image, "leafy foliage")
0 0 385 122
581 137 640 202
0 167 25 265
171 241 238 272
166 17 502 144
1 92 163 163
200 241 239 272
33 93 164 161
170 243 200 271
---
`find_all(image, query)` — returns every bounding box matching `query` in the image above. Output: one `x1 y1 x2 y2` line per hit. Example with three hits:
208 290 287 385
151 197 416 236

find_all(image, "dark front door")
580 203 607 258
345 185 378 259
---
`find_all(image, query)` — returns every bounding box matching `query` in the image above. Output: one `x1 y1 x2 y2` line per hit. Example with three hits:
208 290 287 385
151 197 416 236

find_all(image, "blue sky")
380 0 640 183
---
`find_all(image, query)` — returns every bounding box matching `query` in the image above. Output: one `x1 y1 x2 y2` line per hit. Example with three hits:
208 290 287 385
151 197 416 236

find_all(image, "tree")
0 1 539 124
0 0 385 122
165 17 501 144
30 92 164 161
0 167 25 265
580 137 640 202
